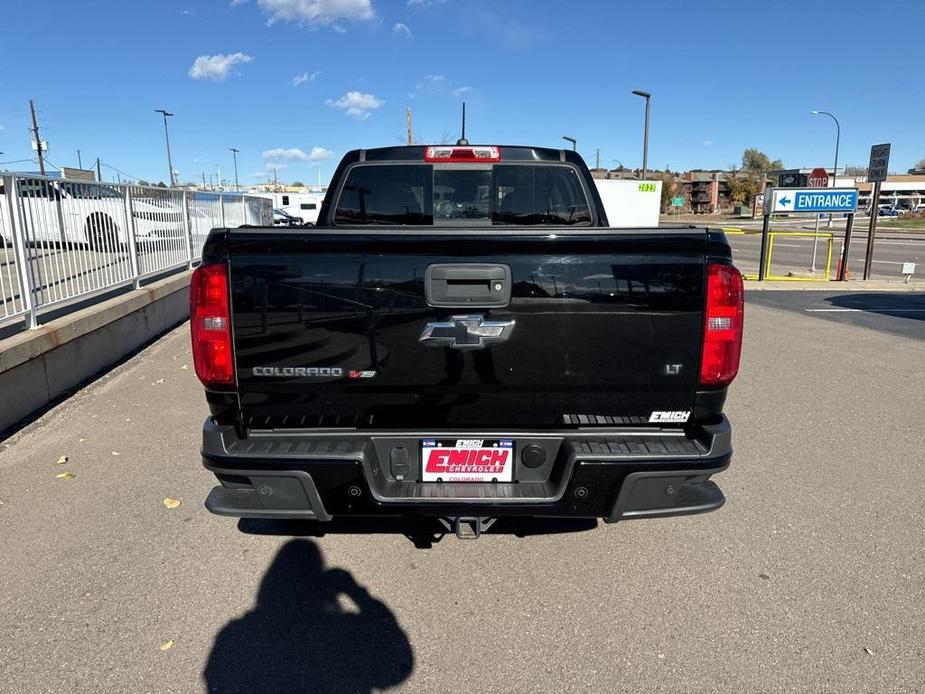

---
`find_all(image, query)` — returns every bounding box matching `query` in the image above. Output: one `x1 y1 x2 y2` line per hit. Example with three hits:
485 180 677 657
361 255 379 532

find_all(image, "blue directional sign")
770 188 858 214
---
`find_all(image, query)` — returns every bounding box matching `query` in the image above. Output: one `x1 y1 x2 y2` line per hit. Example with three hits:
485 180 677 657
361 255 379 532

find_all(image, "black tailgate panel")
229 231 705 429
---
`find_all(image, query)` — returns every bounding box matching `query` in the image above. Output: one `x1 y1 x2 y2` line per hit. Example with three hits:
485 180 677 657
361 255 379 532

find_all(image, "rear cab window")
333 162 592 226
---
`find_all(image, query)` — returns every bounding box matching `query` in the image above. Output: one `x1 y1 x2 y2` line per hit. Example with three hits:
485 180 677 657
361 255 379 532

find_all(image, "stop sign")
808 167 829 188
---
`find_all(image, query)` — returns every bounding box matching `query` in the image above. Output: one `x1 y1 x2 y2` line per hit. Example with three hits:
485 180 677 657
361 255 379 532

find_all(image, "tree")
844 166 868 177
659 172 675 211
725 167 763 207
291 181 305 187
916 158 925 170
742 148 783 175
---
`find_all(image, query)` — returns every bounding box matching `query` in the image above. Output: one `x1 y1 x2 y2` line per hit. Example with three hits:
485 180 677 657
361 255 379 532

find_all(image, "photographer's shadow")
204 539 414 694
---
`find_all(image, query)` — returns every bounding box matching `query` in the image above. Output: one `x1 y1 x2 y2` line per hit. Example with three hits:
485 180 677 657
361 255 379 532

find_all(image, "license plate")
421 438 514 482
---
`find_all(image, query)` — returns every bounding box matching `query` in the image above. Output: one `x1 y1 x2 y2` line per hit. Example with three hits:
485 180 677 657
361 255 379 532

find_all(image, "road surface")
729 230 924 280
0 295 923 692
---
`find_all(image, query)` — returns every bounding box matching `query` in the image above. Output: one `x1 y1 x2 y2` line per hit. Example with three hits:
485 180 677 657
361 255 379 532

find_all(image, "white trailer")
592 179 662 227
258 192 325 225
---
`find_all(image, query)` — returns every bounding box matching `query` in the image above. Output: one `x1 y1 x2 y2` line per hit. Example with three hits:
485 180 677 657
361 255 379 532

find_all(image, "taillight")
424 145 501 162
700 263 744 388
190 262 234 388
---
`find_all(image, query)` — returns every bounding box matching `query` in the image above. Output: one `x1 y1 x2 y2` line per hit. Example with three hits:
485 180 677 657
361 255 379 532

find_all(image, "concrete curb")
745 280 924 291
0 272 191 436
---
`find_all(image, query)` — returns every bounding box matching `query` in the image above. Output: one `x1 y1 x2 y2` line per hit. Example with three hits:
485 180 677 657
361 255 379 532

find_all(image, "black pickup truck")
191 144 743 538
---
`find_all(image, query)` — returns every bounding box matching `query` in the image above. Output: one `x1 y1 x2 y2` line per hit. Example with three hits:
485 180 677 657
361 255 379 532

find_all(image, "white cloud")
250 162 287 177
231 0 249 6
180 8 196 16
392 22 412 38
703 140 714 146
263 147 310 161
452 86 473 97
408 0 446 7
257 0 374 27
188 53 253 81
325 90 384 119
309 147 334 161
293 70 322 86
416 74 447 94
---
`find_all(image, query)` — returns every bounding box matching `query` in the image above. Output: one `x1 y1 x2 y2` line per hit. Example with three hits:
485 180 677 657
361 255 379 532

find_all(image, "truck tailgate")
226 229 707 430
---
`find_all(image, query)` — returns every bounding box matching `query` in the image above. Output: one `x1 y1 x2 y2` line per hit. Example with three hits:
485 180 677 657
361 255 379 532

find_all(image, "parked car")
0 178 190 246
190 144 744 538
272 208 304 226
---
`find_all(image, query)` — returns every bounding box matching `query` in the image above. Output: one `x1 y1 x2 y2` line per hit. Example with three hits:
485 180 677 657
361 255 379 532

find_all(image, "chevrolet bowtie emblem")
419 314 516 350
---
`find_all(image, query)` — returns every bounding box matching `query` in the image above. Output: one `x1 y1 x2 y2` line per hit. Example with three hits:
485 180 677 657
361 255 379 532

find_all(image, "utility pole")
29 99 46 175
229 148 240 192
406 107 413 146
202 171 206 189
154 109 176 187
96 158 102 182
77 149 83 169
596 148 600 171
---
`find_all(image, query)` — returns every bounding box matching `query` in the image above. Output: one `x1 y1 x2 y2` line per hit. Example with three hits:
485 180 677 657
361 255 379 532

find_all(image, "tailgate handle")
424 263 512 308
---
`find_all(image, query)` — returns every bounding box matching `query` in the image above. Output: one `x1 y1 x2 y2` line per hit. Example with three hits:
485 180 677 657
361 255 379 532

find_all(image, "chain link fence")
0 174 272 330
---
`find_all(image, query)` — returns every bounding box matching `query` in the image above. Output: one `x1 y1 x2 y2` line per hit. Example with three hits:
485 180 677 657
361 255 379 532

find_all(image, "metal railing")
722 227 835 281
0 174 272 330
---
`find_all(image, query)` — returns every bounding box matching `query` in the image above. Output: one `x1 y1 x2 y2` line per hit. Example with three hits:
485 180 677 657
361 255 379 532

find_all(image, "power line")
100 161 143 182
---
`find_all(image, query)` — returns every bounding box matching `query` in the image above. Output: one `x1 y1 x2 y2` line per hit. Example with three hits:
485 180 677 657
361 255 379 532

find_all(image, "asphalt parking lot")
1 293 923 693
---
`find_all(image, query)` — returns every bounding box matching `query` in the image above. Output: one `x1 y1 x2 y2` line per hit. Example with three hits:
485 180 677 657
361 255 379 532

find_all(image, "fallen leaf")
79 438 87 443
863 647 874 656
163 498 182 510
125 418 131 422
153 379 165 385
180 365 188 370
56 455 68 465
56 472 77 480
159 640 174 651
111 451 120 456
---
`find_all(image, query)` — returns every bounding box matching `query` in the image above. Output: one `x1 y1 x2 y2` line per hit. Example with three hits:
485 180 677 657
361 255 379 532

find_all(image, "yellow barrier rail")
720 227 834 281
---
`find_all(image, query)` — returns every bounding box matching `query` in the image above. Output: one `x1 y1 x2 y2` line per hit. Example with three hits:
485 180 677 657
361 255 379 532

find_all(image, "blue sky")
1 0 922 185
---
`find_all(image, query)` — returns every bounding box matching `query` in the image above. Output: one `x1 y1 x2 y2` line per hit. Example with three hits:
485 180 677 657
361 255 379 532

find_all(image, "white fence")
0 174 272 330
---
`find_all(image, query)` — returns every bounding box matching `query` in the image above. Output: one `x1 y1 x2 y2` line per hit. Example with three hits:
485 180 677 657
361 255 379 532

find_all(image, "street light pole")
632 90 651 181
154 109 176 187
811 110 840 228
229 148 240 192
562 136 576 151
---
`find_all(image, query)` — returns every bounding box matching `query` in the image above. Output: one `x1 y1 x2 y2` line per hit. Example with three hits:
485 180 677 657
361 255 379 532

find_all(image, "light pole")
811 110 840 228
229 148 240 192
154 109 176 187
562 136 576 151
632 90 651 180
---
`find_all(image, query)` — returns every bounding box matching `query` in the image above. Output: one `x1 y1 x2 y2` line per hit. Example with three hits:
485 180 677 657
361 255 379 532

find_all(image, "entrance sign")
769 188 857 214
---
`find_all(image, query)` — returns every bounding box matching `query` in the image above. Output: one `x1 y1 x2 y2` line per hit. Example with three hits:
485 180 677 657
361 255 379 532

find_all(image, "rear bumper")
201 417 732 523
